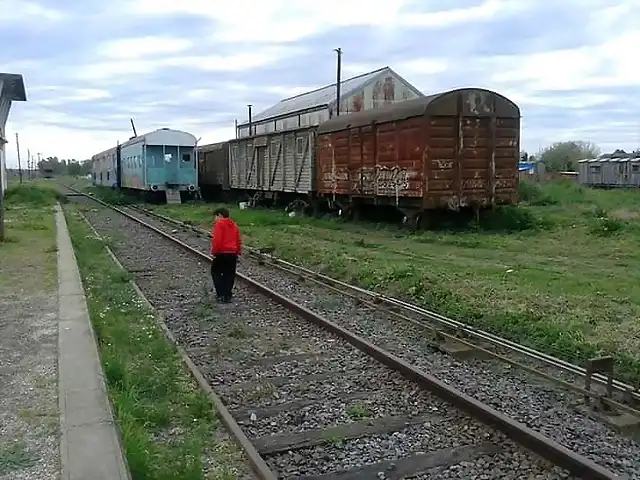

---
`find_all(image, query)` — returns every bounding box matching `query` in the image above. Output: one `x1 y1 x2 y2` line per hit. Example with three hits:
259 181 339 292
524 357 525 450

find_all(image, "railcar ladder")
165 188 182 204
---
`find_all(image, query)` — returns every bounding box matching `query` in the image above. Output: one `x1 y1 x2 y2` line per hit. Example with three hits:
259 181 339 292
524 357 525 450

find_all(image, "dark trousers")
211 254 237 301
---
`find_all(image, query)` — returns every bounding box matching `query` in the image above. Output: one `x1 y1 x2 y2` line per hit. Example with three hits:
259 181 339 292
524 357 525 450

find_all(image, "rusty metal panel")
197 141 230 189
229 128 316 194
317 117 425 203
317 88 520 210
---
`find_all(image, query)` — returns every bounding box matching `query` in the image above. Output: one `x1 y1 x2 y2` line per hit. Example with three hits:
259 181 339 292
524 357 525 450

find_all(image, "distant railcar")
315 88 521 225
196 141 230 200
92 128 198 202
227 127 316 208
578 157 640 188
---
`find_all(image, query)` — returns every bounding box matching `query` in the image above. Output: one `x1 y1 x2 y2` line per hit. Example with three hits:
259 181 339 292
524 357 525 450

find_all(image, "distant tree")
537 141 600 172
67 160 83 176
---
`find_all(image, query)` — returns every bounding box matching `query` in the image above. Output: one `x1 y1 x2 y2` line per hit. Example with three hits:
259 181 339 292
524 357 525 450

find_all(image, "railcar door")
163 145 180 186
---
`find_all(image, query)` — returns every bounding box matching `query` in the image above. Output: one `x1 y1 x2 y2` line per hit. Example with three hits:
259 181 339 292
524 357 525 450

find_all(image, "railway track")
61 186 630 479
123 202 640 413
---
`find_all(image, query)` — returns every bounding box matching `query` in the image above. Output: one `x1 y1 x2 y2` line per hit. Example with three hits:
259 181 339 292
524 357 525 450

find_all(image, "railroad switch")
433 329 486 360
581 356 640 433
255 247 274 265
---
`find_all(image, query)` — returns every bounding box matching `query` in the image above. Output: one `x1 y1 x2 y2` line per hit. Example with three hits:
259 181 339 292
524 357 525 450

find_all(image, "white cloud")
99 36 193 60
74 44 303 81
32 87 112 107
397 59 449 76
0 1 65 23
488 30 640 92
127 0 523 44
4 124 122 163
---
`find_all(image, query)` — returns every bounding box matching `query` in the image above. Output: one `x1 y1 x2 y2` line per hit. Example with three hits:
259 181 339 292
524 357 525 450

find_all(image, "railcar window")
296 137 305 156
270 141 279 158
182 153 191 162
633 165 640 173
589 165 601 173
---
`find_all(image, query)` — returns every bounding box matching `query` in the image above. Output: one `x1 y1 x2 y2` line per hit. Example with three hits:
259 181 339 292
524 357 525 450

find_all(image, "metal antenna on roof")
334 47 342 117
130 118 137 137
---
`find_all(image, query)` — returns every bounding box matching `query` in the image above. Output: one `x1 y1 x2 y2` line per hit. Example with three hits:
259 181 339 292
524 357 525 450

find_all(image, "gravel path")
0 291 59 480
66 199 579 478
120 204 640 479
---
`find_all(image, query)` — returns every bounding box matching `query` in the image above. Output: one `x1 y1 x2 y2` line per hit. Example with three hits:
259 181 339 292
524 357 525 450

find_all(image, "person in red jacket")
210 207 242 303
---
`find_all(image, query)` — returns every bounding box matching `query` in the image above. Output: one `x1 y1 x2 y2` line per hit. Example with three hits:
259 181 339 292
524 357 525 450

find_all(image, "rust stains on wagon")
315 88 521 213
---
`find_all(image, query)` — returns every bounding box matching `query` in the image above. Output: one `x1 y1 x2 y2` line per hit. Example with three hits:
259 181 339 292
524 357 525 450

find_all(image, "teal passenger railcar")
91 128 198 203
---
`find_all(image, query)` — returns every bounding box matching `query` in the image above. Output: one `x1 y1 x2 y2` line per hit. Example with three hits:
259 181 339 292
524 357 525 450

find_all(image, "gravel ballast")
71 199 577 478
121 205 640 479
0 293 59 480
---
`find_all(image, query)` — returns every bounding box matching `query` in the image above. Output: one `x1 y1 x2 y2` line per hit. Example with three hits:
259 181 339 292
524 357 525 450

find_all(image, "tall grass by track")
64 207 245 480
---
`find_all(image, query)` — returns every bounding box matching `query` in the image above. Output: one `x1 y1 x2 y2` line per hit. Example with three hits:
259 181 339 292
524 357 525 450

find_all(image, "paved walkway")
56 205 131 480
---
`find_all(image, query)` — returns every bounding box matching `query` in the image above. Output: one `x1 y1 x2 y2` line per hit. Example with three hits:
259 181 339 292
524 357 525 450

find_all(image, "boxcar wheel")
408 212 423 231
285 199 309 216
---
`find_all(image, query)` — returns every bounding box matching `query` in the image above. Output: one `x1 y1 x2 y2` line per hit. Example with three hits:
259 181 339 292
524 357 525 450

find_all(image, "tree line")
35 156 92 177
521 141 640 173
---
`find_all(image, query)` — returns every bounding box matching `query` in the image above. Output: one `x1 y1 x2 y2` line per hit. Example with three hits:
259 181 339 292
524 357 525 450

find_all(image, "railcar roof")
316 87 520 135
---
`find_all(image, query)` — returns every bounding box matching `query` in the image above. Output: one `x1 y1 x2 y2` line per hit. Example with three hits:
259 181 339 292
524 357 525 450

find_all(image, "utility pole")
15 132 22 184
334 47 342 117
37 152 41 178
27 149 31 179
0 137 6 241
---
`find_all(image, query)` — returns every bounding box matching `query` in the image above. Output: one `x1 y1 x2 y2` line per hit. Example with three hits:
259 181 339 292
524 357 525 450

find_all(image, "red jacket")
211 218 242 256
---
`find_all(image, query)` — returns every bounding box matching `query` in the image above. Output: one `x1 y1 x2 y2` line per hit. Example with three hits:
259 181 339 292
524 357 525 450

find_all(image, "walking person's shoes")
222 295 232 303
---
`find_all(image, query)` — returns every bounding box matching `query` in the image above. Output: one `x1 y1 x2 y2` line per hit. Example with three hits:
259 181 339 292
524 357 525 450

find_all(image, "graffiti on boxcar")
353 165 411 196
465 91 493 115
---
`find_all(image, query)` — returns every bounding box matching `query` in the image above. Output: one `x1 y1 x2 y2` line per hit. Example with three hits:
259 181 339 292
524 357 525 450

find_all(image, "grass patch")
0 440 37 474
3 183 64 207
63 206 246 480
85 185 137 205
0 184 58 292
150 181 640 385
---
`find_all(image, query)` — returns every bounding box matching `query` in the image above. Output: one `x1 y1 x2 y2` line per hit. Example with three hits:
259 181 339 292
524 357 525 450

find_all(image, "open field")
136 181 640 386
63 204 247 479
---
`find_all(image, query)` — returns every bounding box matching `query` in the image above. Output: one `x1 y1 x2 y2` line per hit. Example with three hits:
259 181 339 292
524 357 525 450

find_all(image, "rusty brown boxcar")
315 87 520 223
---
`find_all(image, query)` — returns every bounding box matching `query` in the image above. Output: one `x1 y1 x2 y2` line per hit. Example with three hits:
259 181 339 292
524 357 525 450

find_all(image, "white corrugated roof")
245 66 392 125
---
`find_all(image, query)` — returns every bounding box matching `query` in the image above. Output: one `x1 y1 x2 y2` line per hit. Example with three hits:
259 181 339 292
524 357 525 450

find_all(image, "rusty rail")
125 203 640 414
62 185 626 479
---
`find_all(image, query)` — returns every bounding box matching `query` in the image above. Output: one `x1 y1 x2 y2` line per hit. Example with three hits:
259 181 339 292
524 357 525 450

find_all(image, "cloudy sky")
1 0 638 167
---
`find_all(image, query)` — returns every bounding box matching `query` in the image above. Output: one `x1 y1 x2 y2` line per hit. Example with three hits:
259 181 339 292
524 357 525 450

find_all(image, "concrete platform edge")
56 203 131 480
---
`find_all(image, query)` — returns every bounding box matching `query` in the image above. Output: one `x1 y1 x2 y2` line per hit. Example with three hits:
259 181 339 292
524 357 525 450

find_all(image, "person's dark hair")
214 207 230 218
